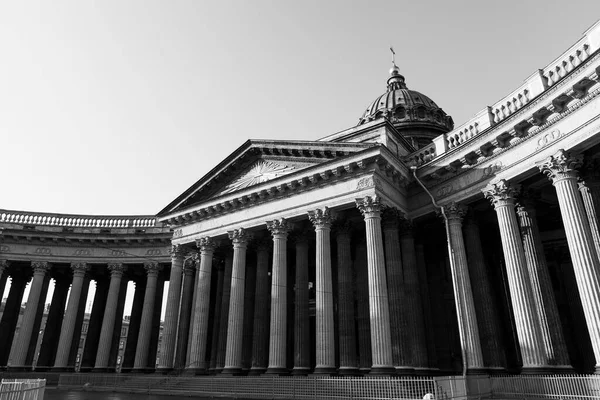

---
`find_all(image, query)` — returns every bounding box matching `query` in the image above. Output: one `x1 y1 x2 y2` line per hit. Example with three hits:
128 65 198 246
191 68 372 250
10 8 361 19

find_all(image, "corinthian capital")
31 261 51 275
308 207 335 229
183 256 197 274
381 208 402 230
266 218 291 237
70 262 90 278
538 149 583 183
228 228 253 246
170 244 186 259
0 259 8 274
143 261 163 276
107 262 127 276
356 195 384 217
440 202 467 222
483 179 520 208
196 237 218 254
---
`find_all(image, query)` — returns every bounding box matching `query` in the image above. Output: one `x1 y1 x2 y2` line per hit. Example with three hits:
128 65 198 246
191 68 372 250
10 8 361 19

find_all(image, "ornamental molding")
196 237 218 253
440 202 468 221
218 160 297 196
538 149 583 182
227 228 253 245
308 207 335 228
483 179 521 207
266 218 292 237
356 195 384 216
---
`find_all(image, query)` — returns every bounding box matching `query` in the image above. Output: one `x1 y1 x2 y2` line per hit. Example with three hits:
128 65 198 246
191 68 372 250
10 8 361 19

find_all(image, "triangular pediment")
158 139 376 217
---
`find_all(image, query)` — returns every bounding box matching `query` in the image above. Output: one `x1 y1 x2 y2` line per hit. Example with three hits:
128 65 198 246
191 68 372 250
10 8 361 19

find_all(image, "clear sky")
2 1 600 216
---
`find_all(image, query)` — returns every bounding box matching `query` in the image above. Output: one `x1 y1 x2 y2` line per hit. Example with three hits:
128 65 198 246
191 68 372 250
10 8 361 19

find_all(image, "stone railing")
0 209 158 229
0 379 46 400
406 142 437 166
407 20 600 166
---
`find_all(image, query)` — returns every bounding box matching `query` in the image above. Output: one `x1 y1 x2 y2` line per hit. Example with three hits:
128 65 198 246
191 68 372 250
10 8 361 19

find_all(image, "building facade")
1 21 600 376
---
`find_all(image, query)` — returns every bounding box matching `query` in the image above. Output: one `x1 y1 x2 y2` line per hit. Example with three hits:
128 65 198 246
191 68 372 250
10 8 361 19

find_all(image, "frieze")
111 250 127 257
356 176 382 190
436 185 453 197
483 161 503 177
73 249 92 256
173 229 183 238
145 249 163 256
35 247 52 255
0 245 9 253
536 129 562 150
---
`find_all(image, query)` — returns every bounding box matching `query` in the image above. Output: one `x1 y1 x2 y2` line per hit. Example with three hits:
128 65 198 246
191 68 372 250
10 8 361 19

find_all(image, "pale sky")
2 1 600 216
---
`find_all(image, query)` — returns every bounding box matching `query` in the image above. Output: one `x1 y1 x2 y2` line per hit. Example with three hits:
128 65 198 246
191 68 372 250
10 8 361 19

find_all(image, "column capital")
399 218 414 236
538 149 583 183
578 178 594 195
308 207 335 229
31 261 51 275
170 244 186 260
228 228 253 247
70 262 90 277
483 179 520 208
143 261 163 276
441 202 468 222
184 255 197 274
381 208 402 230
266 218 292 237
107 262 127 277
0 259 9 270
356 195 384 217
196 237 218 254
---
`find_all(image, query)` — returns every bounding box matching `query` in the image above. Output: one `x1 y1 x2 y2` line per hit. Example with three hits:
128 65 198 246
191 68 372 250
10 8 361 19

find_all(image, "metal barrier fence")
59 373 439 400
0 379 46 400
490 375 600 400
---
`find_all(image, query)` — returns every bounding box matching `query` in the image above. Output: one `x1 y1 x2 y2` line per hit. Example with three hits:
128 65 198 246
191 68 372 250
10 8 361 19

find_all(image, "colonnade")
0 259 169 372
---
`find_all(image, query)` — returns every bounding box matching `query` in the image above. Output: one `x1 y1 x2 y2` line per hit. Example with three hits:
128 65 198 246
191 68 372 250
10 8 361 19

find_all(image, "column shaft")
81 278 109 371
355 241 372 372
267 219 290 374
336 223 359 374
579 180 600 260
94 264 127 371
308 208 336 374
443 203 484 372
133 262 162 371
122 281 145 372
463 218 506 369
215 254 233 371
54 263 90 370
223 228 251 374
292 237 310 374
250 244 270 374
0 274 28 367
37 278 70 370
158 246 185 372
517 202 571 368
175 259 196 370
187 238 216 373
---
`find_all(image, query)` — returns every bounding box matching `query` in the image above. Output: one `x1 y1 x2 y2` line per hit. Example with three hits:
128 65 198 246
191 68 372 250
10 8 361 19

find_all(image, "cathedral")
1 20 600 378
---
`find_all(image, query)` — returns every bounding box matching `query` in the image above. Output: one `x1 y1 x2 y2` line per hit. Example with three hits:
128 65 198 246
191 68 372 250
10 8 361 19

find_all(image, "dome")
358 66 454 149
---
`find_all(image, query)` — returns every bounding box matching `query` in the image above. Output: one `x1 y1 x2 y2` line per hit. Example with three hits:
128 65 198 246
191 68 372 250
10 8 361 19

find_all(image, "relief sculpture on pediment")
218 160 296 195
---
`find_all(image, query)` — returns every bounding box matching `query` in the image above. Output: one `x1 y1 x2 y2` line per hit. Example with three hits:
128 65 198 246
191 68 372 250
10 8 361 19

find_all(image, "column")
0 271 28 367
336 221 359 375
81 278 109 371
356 196 394 375
210 258 226 372
292 233 310 375
517 198 571 369
9 261 51 370
355 240 372 373
578 179 600 260
187 237 217 374
440 202 485 373
223 228 252 374
415 241 438 370
398 220 429 370
382 209 412 373
539 150 600 372
175 257 196 370
308 207 336 374
54 262 90 371
264 218 291 374
250 241 270 374
122 281 145 372
36 277 70 370
463 215 506 370
133 262 163 372
215 253 233 372
0 260 8 312
94 263 127 371
157 245 185 372
483 180 549 372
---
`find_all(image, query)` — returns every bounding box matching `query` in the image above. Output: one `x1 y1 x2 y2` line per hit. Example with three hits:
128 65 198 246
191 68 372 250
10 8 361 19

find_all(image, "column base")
521 366 567 375
51 367 76 373
369 366 396 376
155 367 173 375
414 367 441 376
487 367 509 375
291 367 311 376
91 367 115 373
33 366 52 372
338 367 360 376
184 367 208 375
466 368 488 375
395 367 415 376
266 367 289 375
594 365 600 375
7 366 32 372
130 368 154 374
313 366 337 375
359 367 371 375
248 367 266 376
221 367 244 375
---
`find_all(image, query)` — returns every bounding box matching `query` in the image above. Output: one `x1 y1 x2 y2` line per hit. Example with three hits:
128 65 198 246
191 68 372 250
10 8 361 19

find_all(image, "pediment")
158 139 376 217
